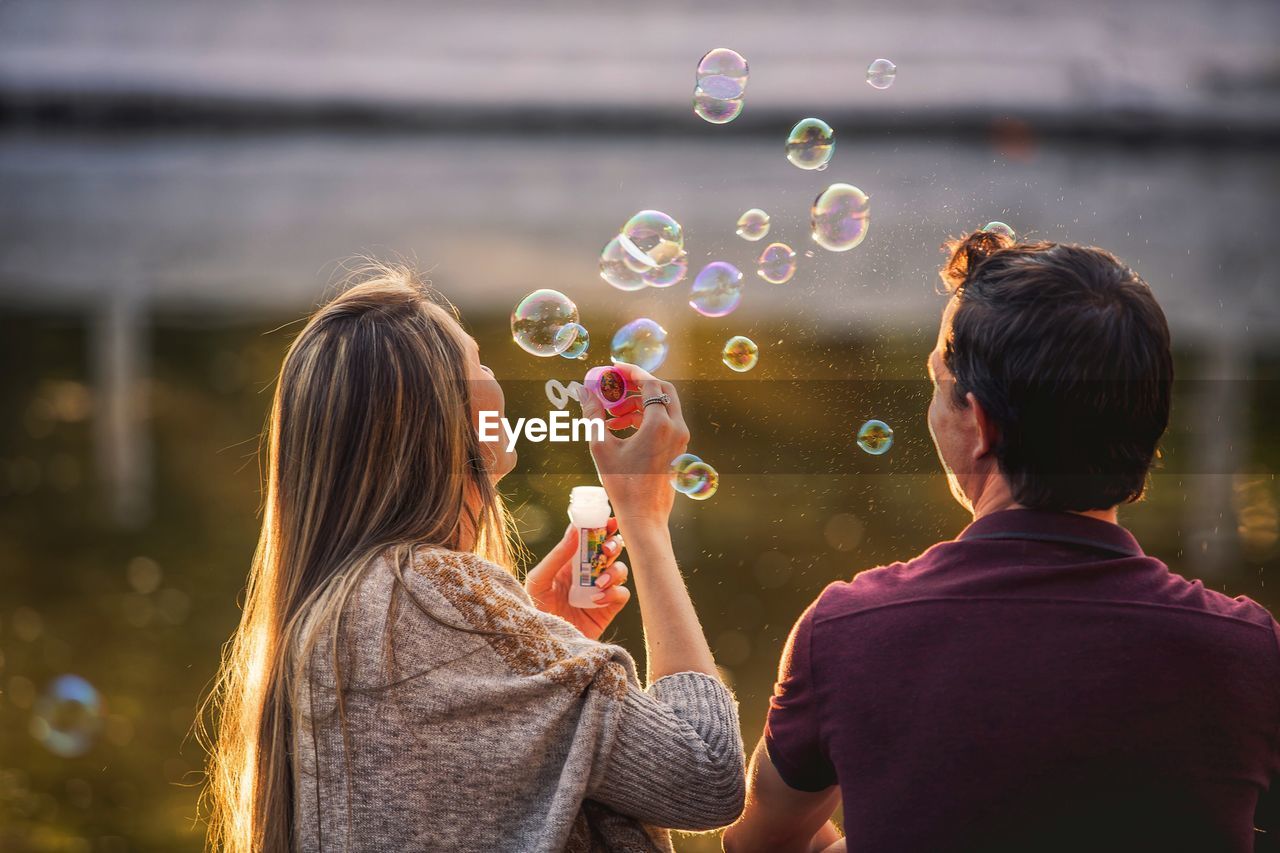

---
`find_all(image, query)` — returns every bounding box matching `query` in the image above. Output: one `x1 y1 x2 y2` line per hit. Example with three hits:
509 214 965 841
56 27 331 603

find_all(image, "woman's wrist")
614 516 672 548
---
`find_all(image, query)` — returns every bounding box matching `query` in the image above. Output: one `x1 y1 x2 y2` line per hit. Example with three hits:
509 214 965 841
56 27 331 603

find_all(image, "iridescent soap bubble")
555 323 589 360
670 452 703 493
756 242 797 284
511 289 580 356
736 208 770 241
30 675 103 757
643 253 688 289
721 336 759 372
856 419 894 455
618 210 684 268
811 183 871 252
696 48 749 95
599 236 648 292
982 220 1016 240
866 58 897 90
611 318 669 373
785 118 835 170
681 460 720 500
693 93 744 124
689 261 744 318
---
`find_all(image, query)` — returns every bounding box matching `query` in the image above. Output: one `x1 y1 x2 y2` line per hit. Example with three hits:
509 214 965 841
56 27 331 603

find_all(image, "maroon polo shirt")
766 510 1280 852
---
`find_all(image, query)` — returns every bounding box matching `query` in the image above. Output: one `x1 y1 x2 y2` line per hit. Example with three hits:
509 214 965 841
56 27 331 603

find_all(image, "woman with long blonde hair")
201 264 744 852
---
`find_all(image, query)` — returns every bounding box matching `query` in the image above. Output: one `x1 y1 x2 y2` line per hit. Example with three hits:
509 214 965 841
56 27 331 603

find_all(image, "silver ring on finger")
642 394 671 409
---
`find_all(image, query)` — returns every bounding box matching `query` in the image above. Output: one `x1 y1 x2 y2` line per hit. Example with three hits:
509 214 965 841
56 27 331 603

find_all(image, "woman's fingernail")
596 576 612 589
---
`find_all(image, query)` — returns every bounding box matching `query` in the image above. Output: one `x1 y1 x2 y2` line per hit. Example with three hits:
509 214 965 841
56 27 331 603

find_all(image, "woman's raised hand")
577 363 690 527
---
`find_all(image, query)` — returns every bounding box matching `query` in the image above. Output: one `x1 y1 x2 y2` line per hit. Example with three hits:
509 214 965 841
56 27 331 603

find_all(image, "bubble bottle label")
578 526 609 587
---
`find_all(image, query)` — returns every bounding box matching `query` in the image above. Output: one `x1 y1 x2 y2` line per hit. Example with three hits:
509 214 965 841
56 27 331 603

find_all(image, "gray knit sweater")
291 546 745 852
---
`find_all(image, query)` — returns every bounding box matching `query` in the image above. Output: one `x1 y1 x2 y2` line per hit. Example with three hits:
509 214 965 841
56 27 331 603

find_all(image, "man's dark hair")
938 230 1173 512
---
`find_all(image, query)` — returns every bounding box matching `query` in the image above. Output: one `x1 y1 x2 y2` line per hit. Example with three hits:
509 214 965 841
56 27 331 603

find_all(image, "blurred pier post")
91 280 151 527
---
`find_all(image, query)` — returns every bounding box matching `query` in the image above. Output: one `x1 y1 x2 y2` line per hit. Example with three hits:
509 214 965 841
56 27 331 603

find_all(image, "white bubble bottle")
567 486 612 609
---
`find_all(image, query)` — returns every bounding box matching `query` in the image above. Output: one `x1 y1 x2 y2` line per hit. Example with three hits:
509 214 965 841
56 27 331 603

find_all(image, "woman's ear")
965 391 999 460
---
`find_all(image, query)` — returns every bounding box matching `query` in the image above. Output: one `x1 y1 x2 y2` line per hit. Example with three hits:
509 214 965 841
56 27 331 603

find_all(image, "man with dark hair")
724 232 1280 853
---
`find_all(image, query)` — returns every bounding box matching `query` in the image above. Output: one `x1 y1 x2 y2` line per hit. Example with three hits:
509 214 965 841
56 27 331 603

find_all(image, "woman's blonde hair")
199 263 512 852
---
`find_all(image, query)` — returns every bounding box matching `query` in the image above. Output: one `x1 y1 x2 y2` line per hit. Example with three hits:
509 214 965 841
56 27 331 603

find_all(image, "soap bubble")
555 323 590 360
693 93 744 124
619 210 684 268
866 58 897 90
689 262 744 318
512 289 580 356
599 236 648 291
785 118 835 170
736 208 770 241
30 675 103 757
696 48 749 95
643 253 688 288
757 242 797 284
681 460 720 500
856 419 894 455
811 183 871 252
670 453 703 493
982 220 1016 240
721 336 759 372
611 318 669 373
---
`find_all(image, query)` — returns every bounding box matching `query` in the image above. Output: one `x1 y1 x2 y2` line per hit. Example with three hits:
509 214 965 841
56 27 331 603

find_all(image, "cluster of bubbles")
670 452 720 500
689 261 744 318
757 242 797 284
785 118 835 171
982 220 1016 240
856 419 894 455
30 674 103 757
601 210 689 292
811 183 871 252
736 208 770 241
721 336 759 372
512 289 584 357
693 48 749 124
866 58 897 90
610 318 669 373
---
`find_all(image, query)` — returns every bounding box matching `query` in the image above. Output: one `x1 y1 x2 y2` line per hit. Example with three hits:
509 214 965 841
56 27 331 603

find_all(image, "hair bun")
939 228 1015 292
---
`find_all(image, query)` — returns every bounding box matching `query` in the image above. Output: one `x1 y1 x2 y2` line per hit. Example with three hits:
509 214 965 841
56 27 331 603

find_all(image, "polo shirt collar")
958 509 1144 558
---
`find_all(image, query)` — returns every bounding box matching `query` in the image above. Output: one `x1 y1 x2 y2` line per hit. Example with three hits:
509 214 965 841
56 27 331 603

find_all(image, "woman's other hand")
578 363 690 528
525 519 630 639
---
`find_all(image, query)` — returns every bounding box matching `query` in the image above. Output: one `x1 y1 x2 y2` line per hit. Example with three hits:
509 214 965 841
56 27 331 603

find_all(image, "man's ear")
965 391 999 460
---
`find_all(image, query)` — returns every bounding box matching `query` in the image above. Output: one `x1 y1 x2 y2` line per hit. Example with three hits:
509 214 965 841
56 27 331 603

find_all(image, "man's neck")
969 482 1119 526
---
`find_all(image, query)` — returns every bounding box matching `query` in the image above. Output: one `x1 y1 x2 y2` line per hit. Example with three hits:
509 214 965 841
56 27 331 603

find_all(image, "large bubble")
689 261 744 318
555 323 590 360
785 118 835 171
756 242 797 284
736 208 770 241
611 318 669 373
866 58 897 90
643 253 688 289
599 236 648 292
619 210 684 268
982 220 1016 240
511 289 580 356
811 183 871 252
30 675 103 757
856 419 894 455
721 336 759 372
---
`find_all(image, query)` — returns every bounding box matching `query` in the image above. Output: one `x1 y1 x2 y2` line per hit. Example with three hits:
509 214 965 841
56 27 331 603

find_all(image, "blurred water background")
1 1 1279 849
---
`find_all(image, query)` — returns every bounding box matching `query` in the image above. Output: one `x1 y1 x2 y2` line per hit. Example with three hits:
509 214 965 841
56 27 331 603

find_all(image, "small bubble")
866 58 897 89
611 319 669 373
856 419 894 455
619 210 684 268
811 183 871 252
785 118 835 171
721 336 759 373
689 262 744 318
693 48 748 124
736 208 770 241
511 290 580 357
681 460 720 501
692 93 744 124
554 323 590 360
669 453 703 493
982 220 1016 240
756 242 797 284
30 675 103 758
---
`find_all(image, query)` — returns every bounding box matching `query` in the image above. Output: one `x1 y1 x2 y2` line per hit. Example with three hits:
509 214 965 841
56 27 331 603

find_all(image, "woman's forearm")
621 520 719 683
